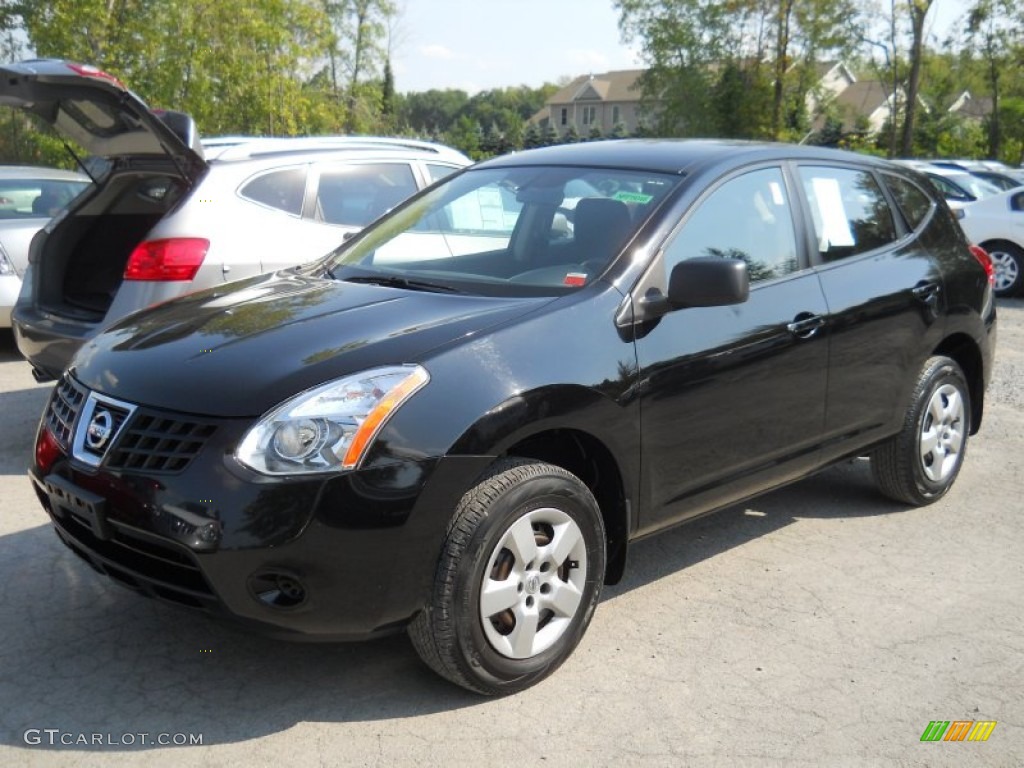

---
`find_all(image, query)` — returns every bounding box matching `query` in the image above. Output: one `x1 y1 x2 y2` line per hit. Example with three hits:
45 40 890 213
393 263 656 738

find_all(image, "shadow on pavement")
608 458 910 598
0 385 51 476
0 458 913 752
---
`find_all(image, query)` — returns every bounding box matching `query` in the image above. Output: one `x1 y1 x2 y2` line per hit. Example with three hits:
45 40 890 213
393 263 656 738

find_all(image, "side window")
315 163 418 227
884 174 933 230
665 167 799 283
425 163 460 184
798 166 897 261
925 174 969 202
239 168 307 216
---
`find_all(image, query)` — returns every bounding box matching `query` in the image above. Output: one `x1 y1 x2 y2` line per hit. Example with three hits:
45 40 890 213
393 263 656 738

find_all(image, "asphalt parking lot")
1 299 1022 767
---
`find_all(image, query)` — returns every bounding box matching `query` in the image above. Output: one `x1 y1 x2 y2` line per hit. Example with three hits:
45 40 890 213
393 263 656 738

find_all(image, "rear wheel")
871 356 970 506
409 458 605 695
986 241 1023 297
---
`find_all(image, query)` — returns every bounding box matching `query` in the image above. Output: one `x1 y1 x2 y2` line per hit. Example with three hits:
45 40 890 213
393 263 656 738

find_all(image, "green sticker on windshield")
612 191 654 204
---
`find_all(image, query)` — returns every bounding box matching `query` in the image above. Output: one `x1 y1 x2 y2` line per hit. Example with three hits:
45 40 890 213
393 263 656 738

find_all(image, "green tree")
541 121 559 146
446 115 483 158
616 0 862 139
380 57 396 131
15 0 339 137
522 122 541 149
965 0 1024 159
320 0 397 132
899 0 935 156
998 98 1024 165
615 0 729 136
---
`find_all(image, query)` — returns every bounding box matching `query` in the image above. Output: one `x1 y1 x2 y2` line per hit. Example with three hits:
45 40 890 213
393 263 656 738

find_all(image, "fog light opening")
249 570 307 609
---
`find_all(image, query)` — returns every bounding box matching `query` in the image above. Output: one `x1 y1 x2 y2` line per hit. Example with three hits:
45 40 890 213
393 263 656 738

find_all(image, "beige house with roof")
531 62 955 142
948 91 993 122
819 80 903 134
530 70 651 136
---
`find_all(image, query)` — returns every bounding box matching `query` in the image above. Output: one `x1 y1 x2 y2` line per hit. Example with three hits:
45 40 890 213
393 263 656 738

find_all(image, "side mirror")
667 257 749 308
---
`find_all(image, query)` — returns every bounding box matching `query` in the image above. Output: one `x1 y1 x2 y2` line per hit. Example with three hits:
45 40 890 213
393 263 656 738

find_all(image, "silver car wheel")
479 506 588 660
919 383 965 483
989 249 1019 294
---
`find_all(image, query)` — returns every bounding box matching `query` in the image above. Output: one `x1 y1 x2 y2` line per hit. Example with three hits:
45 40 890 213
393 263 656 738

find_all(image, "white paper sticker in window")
810 176 855 248
769 181 785 206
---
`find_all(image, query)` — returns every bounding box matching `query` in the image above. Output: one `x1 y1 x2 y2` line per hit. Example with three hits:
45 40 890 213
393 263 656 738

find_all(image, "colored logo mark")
920 720 996 742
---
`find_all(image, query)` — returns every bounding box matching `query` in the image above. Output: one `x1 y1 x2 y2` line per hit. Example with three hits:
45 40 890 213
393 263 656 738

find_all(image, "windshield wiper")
340 275 462 293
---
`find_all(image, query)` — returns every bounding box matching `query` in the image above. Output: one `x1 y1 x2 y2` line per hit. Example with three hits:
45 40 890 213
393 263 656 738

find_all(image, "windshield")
325 165 680 296
946 172 1001 200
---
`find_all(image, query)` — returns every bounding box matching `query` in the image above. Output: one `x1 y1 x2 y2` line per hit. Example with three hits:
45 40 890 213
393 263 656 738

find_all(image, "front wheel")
871 356 971 506
409 459 606 695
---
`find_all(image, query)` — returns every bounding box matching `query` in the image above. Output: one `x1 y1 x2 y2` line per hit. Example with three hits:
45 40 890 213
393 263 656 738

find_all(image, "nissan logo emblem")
85 410 114 451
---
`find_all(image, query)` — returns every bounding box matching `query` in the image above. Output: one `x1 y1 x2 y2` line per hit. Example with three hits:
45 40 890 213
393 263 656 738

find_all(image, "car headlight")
235 365 429 476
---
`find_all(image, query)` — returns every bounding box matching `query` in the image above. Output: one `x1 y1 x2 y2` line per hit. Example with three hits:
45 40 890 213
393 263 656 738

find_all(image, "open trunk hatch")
0 59 205 177
1 60 207 323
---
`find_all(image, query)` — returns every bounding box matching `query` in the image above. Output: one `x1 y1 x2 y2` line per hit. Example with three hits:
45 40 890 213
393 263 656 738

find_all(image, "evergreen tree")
522 122 542 149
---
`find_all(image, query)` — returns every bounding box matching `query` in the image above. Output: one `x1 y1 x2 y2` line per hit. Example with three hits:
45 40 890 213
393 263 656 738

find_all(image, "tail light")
124 238 209 281
66 63 125 89
968 244 995 286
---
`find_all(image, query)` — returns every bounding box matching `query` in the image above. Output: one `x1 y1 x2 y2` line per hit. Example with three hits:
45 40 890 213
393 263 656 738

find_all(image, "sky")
391 0 973 95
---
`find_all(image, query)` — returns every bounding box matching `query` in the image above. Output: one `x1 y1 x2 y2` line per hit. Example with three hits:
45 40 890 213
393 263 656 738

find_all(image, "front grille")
42 374 217 475
45 375 87 450
105 413 217 473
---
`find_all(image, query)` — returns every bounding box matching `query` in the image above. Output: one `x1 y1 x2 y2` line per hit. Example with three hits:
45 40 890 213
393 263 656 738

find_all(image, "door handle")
912 281 941 304
786 313 826 339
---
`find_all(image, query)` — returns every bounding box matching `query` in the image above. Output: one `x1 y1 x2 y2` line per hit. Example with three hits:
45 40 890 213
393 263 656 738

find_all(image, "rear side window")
798 167 897 261
0 178 90 218
240 168 307 215
884 175 933 230
315 163 418 227
925 173 971 203
425 163 461 183
666 167 800 283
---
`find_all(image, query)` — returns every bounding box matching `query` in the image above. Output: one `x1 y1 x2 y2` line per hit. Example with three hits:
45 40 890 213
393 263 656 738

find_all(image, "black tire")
871 356 971 506
985 241 1023 297
409 458 606 695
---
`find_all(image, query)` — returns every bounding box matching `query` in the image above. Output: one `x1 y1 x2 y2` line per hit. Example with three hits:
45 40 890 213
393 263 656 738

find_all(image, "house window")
612 106 620 125
560 108 567 126
582 106 596 126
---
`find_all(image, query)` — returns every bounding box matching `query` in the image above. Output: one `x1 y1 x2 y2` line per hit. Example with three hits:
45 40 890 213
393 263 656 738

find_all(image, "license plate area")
41 473 112 541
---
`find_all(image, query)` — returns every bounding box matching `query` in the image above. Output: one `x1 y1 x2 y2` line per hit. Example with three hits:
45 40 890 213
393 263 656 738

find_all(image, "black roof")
477 139 897 176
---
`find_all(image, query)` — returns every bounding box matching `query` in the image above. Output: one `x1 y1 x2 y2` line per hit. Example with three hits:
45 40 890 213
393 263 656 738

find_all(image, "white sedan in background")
0 166 91 326
958 186 1024 297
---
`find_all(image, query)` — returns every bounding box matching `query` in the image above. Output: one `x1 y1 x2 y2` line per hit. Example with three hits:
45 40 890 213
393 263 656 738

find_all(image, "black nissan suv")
29 135 996 695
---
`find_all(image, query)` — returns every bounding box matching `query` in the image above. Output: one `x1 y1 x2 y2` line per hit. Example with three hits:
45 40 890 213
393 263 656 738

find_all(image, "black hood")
71 272 549 417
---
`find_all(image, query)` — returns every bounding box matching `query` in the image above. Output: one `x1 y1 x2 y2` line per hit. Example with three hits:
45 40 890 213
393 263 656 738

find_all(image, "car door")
792 164 946 462
633 165 830 535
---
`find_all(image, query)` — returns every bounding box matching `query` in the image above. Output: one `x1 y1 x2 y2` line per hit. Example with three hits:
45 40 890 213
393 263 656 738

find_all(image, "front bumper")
31 384 493 639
